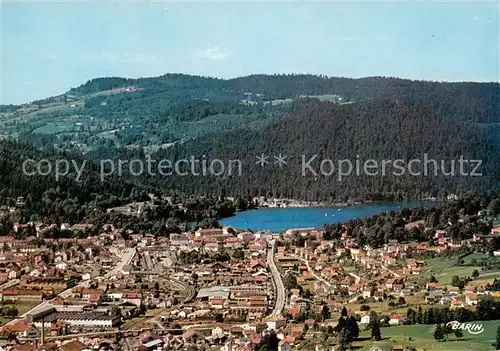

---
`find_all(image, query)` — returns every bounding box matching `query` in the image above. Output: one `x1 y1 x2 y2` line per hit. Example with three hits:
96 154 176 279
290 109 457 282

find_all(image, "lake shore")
221 201 432 232
249 196 437 210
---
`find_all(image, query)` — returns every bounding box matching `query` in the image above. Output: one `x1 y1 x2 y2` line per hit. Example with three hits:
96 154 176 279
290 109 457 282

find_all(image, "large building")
196 286 230 300
31 311 121 328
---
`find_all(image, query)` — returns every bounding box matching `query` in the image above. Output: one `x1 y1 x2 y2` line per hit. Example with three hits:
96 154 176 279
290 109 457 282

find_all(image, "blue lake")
220 202 427 232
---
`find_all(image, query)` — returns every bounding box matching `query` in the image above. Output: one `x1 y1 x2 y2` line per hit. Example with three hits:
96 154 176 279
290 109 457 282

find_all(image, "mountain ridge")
1 73 499 201
3 73 498 107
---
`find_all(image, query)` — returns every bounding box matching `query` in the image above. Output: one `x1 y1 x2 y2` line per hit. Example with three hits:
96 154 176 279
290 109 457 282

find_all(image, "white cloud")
198 45 234 60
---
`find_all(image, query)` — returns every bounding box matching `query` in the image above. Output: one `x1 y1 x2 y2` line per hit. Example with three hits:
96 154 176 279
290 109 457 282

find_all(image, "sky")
1 0 499 104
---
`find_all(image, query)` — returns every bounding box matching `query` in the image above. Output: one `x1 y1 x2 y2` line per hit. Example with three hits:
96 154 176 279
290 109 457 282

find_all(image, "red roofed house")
123 291 142 306
466 293 478 305
389 314 402 325
1 320 40 338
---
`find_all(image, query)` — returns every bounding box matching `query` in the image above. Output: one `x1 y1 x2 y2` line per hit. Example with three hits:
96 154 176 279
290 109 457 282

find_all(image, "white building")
264 317 286 330
33 313 120 328
360 314 371 325
389 314 401 325
211 326 224 338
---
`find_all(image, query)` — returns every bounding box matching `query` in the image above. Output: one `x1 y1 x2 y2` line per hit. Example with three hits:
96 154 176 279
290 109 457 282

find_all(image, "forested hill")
0 140 147 215
151 98 500 201
69 74 500 122
2 73 500 202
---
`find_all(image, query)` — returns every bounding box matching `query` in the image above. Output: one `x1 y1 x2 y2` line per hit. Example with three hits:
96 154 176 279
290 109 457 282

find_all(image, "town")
2 0 500 350
0 199 498 351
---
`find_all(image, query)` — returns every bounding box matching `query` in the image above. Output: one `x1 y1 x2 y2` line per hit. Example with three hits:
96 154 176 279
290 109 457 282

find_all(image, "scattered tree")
434 324 445 341
338 328 352 351
321 305 331 321
341 306 348 317
371 319 382 341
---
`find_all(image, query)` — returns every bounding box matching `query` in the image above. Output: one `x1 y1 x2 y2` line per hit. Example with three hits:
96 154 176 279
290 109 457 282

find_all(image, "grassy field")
461 252 489 264
345 294 432 317
33 121 76 134
306 94 342 102
14 301 40 315
426 257 483 285
425 253 500 287
0 317 10 326
0 301 40 326
471 271 500 287
355 319 499 351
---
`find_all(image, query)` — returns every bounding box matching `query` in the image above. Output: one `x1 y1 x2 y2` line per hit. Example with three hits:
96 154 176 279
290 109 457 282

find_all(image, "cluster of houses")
0 209 497 351
269 224 500 342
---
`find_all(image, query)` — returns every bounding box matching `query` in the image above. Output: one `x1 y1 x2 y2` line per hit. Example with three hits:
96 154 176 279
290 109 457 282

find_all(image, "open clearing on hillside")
33 121 75 134
425 254 499 286
425 256 481 284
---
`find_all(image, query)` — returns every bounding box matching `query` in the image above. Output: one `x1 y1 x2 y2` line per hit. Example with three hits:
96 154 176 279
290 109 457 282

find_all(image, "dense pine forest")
152 98 500 200
1 73 499 202
0 140 240 234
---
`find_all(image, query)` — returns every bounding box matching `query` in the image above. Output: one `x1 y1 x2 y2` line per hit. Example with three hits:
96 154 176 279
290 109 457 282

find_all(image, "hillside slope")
1 74 499 201
151 98 500 200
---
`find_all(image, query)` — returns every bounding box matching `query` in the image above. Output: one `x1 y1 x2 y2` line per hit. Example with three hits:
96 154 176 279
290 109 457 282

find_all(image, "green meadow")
356 320 499 351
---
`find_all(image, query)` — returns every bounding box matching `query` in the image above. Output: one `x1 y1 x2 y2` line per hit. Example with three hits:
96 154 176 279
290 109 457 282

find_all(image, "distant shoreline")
247 197 436 210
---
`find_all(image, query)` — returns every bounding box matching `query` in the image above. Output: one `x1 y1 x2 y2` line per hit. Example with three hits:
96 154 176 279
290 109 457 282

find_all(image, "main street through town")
267 240 285 317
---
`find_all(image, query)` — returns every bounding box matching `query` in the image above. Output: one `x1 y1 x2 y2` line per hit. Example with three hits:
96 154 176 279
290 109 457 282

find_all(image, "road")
381 264 401 278
106 247 136 278
348 294 364 303
293 256 332 287
159 275 195 303
0 279 20 290
143 251 153 271
124 337 134 351
348 272 362 283
14 248 137 321
267 240 285 317
292 257 367 303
